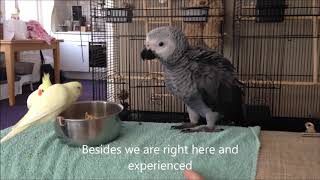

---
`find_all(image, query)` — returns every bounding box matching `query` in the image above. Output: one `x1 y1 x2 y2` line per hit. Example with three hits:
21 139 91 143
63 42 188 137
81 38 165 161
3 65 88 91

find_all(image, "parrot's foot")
181 125 223 133
171 123 199 130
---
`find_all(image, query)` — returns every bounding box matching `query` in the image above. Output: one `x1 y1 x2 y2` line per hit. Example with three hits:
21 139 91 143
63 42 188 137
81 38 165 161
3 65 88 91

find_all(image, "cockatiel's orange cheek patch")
38 90 43 96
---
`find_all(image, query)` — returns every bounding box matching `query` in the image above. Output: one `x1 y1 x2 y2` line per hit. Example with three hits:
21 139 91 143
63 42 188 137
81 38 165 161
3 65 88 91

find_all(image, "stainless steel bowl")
54 101 123 146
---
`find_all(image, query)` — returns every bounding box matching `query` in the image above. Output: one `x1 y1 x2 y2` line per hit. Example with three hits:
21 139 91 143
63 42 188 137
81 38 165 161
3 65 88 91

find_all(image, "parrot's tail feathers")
0 125 29 143
0 133 13 143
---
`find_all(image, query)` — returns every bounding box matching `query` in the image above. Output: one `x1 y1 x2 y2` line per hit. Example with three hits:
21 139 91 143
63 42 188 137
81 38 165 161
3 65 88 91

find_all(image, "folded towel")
1 122 260 180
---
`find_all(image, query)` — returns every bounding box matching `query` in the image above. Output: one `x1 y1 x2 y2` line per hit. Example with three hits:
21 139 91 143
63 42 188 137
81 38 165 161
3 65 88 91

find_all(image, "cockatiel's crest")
27 74 53 109
42 73 52 90
38 73 52 96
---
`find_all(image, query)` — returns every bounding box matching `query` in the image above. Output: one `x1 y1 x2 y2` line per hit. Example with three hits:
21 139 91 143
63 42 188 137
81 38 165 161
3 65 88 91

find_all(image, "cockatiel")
141 26 244 133
27 73 52 109
0 81 82 143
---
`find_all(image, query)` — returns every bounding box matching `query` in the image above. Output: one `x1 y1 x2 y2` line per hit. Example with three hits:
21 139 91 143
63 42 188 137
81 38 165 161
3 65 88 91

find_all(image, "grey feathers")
144 26 243 122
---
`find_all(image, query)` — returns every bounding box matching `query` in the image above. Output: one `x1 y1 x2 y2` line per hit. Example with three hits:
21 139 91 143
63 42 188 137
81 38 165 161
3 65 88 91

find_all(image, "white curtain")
16 1 39 21
3 0 15 20
4 0 54 33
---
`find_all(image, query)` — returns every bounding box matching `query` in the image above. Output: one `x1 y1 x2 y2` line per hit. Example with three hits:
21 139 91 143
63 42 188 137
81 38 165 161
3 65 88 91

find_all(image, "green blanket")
1 122 260 180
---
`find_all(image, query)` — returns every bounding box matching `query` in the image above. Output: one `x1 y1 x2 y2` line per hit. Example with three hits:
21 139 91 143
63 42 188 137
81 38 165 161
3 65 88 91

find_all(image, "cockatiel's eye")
159 42 164 47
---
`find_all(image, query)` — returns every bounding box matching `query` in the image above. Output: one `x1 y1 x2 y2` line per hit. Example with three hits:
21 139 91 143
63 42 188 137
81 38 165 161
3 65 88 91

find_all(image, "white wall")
0 0 5 21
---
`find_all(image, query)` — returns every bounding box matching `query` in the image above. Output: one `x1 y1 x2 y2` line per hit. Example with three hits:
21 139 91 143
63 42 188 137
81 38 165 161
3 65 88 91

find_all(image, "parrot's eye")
158 42 164 47
42 90 44 92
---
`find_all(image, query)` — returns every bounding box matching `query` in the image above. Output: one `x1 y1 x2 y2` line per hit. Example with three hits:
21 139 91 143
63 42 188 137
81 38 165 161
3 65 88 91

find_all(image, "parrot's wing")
188 47 235 72
188 47 238 109
193 66 220 108
15 84 69 128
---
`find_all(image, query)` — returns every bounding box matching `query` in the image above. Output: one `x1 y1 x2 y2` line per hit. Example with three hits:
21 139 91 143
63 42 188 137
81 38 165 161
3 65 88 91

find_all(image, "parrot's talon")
171 123 198 130
206 128 224 132
171 125 184 130
180 129 192 133
180 126 224 133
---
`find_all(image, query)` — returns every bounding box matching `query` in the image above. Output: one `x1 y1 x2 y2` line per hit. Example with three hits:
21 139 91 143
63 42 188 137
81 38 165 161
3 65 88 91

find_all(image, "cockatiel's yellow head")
63 81 83 102
38 73 52 96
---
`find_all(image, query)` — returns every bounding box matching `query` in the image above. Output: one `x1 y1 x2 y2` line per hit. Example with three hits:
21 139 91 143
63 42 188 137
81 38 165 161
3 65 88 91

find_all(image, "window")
4 0 54 32
17 1 39 21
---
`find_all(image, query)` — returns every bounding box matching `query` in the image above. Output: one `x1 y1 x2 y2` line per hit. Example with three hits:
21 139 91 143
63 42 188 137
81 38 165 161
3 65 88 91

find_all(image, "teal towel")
1 122 260 180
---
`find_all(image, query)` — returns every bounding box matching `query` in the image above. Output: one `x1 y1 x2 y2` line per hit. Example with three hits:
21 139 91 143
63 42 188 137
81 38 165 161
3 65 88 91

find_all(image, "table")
256 131 320 179
0 40 61 106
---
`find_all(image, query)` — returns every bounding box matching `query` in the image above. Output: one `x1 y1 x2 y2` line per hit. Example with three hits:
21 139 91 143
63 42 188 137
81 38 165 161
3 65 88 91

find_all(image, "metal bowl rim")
58 101 124 122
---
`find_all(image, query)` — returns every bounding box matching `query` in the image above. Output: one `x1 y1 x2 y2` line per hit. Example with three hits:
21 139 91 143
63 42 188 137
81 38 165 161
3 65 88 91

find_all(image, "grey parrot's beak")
141 47 157 60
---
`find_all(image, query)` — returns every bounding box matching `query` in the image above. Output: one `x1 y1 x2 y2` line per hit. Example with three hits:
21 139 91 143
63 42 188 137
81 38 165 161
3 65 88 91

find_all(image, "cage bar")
90 0 319 123
233 0 320 118
90 0 224 122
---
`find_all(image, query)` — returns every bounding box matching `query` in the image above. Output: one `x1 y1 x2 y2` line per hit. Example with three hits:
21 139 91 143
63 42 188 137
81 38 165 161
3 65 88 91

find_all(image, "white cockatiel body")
0 81 82 143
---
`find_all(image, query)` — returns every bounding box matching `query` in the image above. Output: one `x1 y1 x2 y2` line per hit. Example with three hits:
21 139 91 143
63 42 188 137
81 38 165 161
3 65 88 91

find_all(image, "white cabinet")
60 41 89 72
55 32 91 72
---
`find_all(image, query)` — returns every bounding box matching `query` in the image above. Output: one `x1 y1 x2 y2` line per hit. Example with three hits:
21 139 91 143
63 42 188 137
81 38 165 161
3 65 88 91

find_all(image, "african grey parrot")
141 26 244 133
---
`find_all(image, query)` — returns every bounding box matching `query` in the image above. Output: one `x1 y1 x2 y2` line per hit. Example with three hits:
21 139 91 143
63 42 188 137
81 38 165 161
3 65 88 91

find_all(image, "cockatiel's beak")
141 47 157 60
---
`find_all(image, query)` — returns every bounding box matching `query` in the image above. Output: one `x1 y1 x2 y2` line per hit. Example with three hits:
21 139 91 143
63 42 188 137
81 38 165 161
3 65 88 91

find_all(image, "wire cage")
90 0 225 122
233 0 320 120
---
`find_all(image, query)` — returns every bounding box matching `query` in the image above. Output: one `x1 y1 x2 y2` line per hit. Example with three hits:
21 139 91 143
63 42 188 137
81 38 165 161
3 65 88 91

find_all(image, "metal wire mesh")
233 0 320 118
90 0 224 122
90 0 319 122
